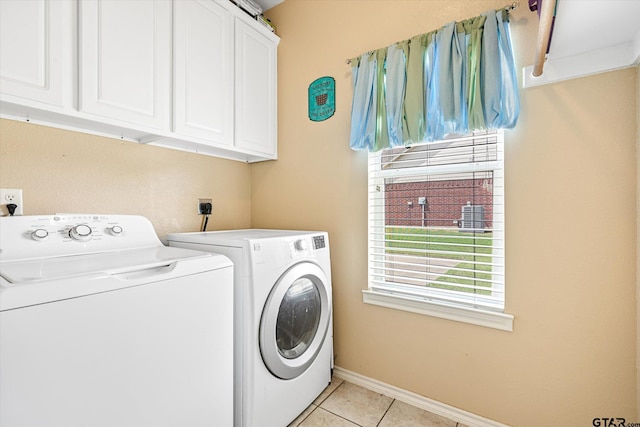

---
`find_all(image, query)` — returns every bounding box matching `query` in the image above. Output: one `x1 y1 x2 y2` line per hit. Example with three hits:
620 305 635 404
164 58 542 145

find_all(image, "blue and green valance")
349 9 519 151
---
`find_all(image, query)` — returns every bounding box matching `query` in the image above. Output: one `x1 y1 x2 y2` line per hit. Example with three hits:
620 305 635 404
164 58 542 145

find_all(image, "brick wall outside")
385 178 493 228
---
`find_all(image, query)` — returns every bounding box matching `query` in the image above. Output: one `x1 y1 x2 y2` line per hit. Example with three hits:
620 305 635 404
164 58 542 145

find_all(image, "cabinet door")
173 0 233 145
79 0 171 130
0 0 69 107
234 19 277 157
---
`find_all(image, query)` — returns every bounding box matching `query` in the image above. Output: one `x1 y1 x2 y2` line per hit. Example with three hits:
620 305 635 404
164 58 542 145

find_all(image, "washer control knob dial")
31 228 49 241
69 224 93 242
294 239 308 251
108 225 123 236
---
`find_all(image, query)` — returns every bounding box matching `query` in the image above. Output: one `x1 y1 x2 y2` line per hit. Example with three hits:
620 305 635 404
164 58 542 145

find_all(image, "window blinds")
368 130 505 312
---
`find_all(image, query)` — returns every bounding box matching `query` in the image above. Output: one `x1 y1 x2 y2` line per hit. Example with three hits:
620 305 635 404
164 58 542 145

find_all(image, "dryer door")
259 261 331 380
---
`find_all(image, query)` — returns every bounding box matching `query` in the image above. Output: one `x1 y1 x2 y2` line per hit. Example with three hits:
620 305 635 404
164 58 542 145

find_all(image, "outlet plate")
0 188 23 216
198 198 212 215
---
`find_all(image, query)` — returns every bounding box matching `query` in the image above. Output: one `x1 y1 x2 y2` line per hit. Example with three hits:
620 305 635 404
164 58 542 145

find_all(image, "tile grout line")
313 380 366 426
316 378 343 405
320 407 366 427
375 398 396 427
296 405 317 426
323 379 397 427
295 378 346 426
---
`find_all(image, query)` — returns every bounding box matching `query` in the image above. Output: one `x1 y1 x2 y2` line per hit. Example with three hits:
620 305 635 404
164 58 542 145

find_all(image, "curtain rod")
345 2 519 65
531 0 556 77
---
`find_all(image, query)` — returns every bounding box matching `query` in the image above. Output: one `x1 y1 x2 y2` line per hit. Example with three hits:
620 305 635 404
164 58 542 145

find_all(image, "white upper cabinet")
79 0 171 130
234 18 277 157
0 0 71 108
173 0 234 145
0 0 278 162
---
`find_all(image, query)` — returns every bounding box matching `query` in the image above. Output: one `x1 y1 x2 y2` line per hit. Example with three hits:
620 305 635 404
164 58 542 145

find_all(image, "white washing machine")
167 229 333 427
0 214 234 427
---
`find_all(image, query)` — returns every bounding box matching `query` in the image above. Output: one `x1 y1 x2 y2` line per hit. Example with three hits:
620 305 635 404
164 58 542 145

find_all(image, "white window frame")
363 130 514 331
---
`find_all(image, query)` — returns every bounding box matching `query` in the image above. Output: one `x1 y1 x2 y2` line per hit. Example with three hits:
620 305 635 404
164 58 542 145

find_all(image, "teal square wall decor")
308 76 335 122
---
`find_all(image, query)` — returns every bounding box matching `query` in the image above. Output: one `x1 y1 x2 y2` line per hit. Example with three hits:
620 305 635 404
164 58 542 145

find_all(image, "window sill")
362 290 514 331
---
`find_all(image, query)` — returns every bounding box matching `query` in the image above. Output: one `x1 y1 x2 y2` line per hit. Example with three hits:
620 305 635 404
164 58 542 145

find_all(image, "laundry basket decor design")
315 93 328 106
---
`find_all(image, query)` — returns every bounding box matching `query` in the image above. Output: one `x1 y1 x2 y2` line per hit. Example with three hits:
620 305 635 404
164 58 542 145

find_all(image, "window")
363 130 513 331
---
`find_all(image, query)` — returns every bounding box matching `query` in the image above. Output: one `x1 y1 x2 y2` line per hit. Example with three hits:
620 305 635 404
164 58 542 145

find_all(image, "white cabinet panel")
234 19 277 158
79 0 171 130
173 0 233 145
0 0 69 107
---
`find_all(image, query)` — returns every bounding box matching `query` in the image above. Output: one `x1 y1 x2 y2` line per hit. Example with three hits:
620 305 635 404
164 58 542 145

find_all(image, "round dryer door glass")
260 262 331 380
276 278 321 359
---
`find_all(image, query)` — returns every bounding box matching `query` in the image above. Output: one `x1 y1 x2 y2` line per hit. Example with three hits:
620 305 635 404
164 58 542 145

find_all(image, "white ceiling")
253 0 284 12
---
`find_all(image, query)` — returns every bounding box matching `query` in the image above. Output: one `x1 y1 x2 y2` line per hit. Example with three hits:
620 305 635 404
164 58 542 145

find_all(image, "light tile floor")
288 376 470 427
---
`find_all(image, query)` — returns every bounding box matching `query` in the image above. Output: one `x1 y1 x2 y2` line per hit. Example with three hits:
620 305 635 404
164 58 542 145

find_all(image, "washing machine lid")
0 246 231 311
166 229 322 246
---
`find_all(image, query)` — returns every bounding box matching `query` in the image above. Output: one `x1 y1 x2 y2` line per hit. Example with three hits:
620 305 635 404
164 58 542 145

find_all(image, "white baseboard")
332 366 510 427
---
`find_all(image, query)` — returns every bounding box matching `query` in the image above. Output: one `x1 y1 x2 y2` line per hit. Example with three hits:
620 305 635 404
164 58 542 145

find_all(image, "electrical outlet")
0 188 23 216
198 198 213 215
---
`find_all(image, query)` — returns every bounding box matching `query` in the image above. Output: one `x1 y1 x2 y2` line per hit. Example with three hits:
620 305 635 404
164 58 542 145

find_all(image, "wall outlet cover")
0 188 23 216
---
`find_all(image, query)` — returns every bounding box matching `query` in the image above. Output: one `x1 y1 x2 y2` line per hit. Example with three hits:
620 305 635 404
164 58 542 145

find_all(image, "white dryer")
167 229 333 427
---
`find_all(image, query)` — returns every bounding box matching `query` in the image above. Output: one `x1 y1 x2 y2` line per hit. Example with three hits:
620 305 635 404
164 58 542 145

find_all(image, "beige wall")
257 1 638 425
0 119 252 237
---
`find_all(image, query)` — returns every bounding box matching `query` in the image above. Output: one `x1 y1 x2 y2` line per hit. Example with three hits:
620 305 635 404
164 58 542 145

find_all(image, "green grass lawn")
385 226 493 294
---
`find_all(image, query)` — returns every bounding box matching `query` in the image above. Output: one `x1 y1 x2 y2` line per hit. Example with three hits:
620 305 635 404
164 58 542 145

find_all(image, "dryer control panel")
312 235 325 249
288 234 327 260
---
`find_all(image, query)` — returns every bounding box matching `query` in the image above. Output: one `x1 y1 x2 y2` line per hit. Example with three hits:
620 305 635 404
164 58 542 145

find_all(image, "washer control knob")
31 228 49 241
294 239 308 251
108 225 123 236
69 224 93 242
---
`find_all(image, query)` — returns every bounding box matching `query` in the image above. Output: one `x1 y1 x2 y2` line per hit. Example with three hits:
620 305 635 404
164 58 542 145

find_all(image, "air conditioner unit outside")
461 204 485 232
